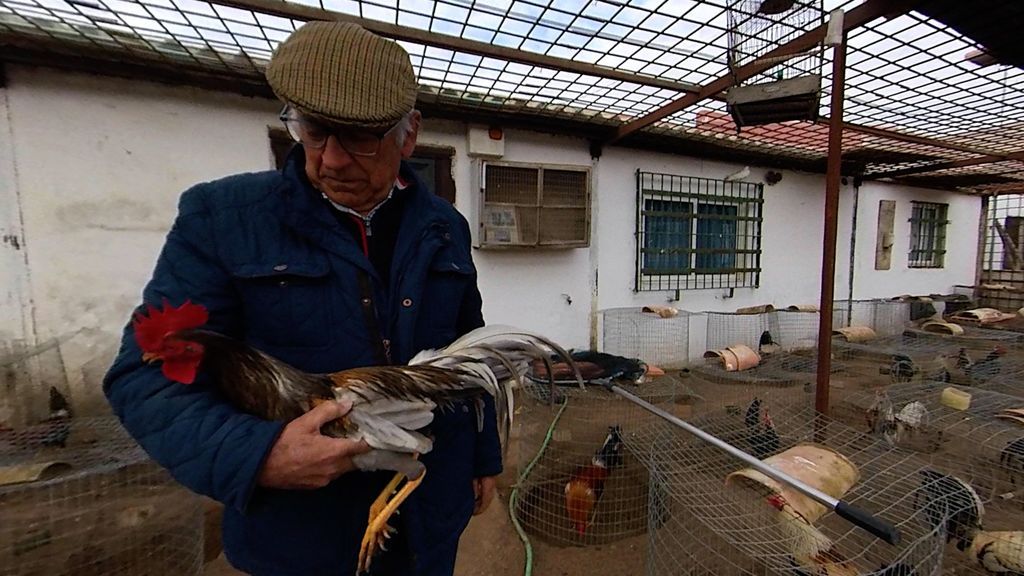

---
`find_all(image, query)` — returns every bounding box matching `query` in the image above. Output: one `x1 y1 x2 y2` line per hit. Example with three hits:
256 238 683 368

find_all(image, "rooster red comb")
132 299 209 352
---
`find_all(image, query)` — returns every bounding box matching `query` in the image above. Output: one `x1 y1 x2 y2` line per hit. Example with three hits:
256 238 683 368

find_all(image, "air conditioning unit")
474 161 591 249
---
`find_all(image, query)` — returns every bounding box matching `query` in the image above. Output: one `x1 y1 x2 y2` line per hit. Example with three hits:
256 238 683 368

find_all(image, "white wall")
848 183 979 299
4 66 281 413
415 123 594 349
2 65 982 410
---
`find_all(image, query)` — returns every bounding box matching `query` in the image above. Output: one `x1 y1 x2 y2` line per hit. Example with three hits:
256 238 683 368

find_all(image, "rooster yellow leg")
357 455 424 575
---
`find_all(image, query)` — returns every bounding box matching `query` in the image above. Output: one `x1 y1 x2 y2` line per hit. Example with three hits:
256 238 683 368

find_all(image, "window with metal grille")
636 171 763 291
908 201 948 268
478 162 590 248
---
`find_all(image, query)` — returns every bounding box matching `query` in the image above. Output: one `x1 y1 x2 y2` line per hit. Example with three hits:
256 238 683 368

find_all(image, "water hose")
508 398 569 576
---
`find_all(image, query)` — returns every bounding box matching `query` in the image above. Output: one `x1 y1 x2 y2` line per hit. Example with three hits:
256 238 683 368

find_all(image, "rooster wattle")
132 299 579 573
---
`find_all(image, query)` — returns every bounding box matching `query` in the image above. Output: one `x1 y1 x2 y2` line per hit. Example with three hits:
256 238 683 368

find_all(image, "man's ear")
399 110 422 158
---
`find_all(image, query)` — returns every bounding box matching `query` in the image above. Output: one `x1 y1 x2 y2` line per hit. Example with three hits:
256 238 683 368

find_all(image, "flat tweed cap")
266 21 417 130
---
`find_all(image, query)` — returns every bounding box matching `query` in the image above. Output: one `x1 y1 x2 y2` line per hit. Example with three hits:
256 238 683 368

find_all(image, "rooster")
0 385 73 452
1001 437 1024 486
969 531 1024 574
746 397 780 459
966 346 1008 384
759 330 781 356
915 470 1024 574
564 425 624 536
915 469 985 552
888 354 918 384
866 389 896 441
131 300 578 573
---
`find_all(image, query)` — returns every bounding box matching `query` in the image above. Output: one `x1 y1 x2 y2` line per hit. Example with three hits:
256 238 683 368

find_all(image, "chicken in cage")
915 469 1024 574
0 416 204 576
639 403 947 576
836 382 1024 501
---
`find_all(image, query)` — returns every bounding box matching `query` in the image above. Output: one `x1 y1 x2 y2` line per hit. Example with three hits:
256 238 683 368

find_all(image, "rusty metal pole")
815 25 847 415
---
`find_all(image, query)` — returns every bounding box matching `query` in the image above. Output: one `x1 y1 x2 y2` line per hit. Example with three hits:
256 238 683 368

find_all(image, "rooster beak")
142 352 161 363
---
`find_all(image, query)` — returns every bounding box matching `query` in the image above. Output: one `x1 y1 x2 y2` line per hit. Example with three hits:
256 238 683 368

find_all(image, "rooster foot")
357 471 425 575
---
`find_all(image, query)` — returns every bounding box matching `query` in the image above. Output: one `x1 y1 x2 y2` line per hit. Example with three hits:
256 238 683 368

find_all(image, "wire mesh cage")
831 333 961 383
832 300 913 338
834 382 1024 497
691 351 832 390
903 324 1024 346
692 310 827 389
510 373 699 548
640 401 981 576
832 331 1024 389
0 336 76 429
704 309 820 352
600 307 690 370
726 0 824 83
704 311 772 353
0 416 204 576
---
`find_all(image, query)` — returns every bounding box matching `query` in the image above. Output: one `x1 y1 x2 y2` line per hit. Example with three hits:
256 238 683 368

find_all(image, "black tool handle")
835 500 901 545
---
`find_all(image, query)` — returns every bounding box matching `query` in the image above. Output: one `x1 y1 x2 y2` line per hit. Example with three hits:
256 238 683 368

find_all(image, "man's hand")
472 475 497 515
257 400 371 490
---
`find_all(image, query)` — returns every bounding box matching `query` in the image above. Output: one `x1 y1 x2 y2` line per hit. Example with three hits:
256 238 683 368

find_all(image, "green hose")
508 398 569 576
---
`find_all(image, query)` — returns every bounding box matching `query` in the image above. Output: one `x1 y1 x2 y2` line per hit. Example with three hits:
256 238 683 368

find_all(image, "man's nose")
320 135 355 169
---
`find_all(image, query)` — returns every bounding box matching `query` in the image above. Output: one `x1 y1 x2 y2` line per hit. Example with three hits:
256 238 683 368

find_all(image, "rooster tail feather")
334 366 478 405
411 325 584 388
404 325 578 456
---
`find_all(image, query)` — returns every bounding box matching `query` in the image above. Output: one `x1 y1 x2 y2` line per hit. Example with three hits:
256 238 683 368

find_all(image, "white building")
0 64 981 413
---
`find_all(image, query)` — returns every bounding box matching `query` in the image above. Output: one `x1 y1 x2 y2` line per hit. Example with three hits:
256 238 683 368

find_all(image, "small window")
478 161 590 248
908 201 948 268
407 146 456 204
637 171 763 291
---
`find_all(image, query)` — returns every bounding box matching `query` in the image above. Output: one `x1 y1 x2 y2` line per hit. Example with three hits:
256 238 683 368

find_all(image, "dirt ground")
202 472 648 576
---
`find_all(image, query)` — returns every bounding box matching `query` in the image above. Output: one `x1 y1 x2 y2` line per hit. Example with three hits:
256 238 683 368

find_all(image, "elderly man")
104 21 500 575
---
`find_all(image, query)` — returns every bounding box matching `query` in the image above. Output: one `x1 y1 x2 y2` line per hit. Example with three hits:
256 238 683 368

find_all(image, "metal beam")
204 0 701 94
833 120 1020 159
865 150 1024 180
815 26 847 417
605 0 920 146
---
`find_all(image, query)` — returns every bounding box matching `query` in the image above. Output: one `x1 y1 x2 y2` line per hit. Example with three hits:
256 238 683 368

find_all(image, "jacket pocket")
230 260 334 348
416 255 475 346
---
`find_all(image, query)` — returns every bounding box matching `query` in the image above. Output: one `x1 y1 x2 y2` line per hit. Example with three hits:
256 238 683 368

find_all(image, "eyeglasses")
279 106 398 157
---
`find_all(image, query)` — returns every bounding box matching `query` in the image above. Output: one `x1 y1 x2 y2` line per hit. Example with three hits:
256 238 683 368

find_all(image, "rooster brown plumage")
565 425 624 536
132 300 579 573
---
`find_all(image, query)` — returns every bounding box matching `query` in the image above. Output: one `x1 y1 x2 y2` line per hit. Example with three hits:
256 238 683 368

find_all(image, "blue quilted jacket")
104 148 501 575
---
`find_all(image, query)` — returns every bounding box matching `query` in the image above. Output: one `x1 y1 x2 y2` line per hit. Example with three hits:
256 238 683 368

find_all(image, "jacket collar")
278 145 447 268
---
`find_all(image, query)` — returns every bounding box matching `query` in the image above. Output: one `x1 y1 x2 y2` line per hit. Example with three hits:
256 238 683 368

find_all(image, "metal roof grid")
1 0 1022 193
